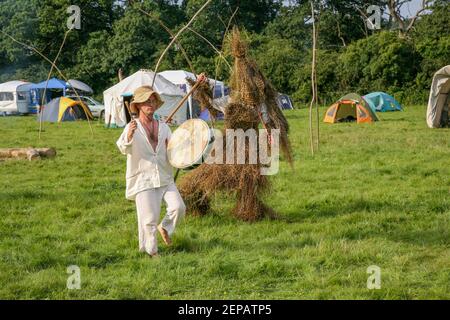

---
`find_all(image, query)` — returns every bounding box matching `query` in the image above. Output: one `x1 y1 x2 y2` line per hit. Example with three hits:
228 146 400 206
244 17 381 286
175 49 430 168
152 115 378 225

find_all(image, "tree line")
0 0 448 106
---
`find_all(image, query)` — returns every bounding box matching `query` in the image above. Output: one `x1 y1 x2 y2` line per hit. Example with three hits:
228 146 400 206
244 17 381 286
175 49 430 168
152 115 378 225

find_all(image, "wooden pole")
309 1 317 156
165 80 203 124
315 12 320 151
106 114 112 128
152 0 212 87
132 4 197 76
214 7 239 83
124 100 135 122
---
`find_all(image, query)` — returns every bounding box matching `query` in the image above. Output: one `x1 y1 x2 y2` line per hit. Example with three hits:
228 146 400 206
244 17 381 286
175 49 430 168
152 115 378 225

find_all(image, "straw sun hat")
130 85 164 114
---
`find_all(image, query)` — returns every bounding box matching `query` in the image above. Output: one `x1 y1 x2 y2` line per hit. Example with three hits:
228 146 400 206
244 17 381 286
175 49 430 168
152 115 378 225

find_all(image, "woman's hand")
127 120 137 142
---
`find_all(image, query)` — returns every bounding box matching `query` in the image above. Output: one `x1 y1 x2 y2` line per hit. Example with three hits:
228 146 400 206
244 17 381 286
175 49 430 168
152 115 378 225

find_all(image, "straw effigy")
186 77 219 121
178 27 292 221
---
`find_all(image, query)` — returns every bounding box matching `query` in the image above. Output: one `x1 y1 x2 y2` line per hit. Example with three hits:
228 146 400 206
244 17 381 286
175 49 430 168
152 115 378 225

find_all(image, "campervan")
0 81 33 115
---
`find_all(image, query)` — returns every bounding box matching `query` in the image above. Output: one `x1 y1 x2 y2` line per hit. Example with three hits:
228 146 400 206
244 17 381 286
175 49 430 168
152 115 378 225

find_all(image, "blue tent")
31 78 69 106
363 92 402 112
32 78 67 90
277 93 294 110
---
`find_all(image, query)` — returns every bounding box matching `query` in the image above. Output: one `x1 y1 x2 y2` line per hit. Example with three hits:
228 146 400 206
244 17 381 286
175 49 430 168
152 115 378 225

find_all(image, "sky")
281 0 429 18
398 0 428 17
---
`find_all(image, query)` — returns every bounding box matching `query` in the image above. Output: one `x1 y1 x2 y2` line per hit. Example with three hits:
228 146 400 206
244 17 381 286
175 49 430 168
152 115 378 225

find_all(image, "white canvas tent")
159 70 293 114
0 81 33 114
103 69 188 127
159 70 227 117
427 65 450 128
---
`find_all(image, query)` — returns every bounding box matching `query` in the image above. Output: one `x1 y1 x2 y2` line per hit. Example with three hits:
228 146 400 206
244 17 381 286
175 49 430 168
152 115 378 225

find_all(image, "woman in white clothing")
116 85 186 258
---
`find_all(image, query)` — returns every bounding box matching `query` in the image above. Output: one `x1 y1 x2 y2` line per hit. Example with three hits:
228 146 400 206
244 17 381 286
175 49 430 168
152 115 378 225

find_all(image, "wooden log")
10 149 28 159
27 149 41 161
0 147 56 160
36 148 56 158
0 149 12 158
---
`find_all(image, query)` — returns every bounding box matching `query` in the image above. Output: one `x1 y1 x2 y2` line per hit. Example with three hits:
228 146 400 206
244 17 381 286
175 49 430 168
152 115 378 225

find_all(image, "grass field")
0 105 449 299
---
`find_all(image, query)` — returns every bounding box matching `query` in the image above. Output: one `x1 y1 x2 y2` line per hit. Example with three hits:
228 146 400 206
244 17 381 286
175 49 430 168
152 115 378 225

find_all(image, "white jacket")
116 119 174 200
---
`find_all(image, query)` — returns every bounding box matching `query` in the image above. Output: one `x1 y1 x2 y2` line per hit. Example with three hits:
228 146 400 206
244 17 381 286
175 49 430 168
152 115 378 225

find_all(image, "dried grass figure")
179 27 292 221
186 77 219 121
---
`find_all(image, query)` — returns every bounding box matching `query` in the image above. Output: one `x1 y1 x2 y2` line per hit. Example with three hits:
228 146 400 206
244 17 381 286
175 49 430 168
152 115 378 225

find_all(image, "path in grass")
0 105 449 299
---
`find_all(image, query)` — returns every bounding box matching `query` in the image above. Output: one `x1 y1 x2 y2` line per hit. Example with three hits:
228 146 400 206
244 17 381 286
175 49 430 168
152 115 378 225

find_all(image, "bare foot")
157 225 172 246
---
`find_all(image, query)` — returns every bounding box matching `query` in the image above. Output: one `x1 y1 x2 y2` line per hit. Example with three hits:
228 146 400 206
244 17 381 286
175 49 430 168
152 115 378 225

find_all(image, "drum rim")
167 118 214 169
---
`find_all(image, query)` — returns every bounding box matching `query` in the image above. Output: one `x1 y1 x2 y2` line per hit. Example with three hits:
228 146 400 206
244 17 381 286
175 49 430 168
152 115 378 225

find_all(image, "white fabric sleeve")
166 124 172 140
116 124 133 155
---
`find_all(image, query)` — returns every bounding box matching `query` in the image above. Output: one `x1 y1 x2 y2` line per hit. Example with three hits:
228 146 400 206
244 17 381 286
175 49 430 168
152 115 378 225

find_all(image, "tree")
174 0 283 77
386 0 434 37
263 4 312 51
337 31 421 97
250 34 303 95
412 0 450 89
0 0 122 83
0 0 43 82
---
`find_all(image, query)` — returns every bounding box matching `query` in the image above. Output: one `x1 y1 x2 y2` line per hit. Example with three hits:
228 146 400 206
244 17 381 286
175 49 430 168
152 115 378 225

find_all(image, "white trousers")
135 183 186 255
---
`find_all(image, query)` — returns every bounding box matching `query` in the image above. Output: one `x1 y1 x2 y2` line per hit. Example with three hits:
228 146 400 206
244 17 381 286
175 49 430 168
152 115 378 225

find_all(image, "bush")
337 31 421 95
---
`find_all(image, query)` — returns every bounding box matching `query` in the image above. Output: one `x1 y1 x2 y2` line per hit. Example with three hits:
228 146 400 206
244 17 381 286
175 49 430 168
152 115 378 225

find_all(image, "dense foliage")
0 0 448 106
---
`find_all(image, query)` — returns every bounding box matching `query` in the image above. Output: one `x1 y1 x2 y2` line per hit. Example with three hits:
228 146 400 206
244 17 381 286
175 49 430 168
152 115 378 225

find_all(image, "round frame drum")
167 119 215 170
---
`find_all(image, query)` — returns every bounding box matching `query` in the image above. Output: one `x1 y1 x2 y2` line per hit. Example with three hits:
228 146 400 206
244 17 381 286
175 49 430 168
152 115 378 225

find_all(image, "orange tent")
324 93 379 124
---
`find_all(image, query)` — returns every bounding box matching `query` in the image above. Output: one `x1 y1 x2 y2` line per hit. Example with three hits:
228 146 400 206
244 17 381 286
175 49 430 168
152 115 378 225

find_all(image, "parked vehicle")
66 95 105 119
0 81 33 115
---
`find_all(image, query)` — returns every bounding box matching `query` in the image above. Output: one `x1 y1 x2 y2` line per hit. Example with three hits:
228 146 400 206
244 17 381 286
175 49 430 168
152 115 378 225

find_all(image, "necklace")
145 118 158 150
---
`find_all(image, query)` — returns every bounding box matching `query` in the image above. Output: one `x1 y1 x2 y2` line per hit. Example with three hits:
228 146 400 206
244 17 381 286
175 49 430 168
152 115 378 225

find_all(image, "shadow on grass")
167 235 237 254
0 190 57 201
279 199 390 222
276 198 449 246
86 251 127 269
381 228 449 247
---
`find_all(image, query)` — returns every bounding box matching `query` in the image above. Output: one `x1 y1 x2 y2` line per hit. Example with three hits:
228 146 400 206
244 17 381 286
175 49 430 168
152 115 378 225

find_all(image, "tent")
277 93 294 110
32 77 67 90
426 65 450 128
0 81 33 114
324 93 379 123
363 92 402 112
66 79 93 94
31 77 69 107
159 70 229 119
38 97 93 122
103 69 187 128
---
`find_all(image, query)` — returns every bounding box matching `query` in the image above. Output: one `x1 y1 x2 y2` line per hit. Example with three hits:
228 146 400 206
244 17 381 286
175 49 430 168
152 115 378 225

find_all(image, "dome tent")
363 92 402 112
38 97 92 122
324 93 379 124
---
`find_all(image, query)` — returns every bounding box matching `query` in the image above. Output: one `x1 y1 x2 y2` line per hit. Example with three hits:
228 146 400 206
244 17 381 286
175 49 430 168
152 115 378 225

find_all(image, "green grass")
0 105 449 299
